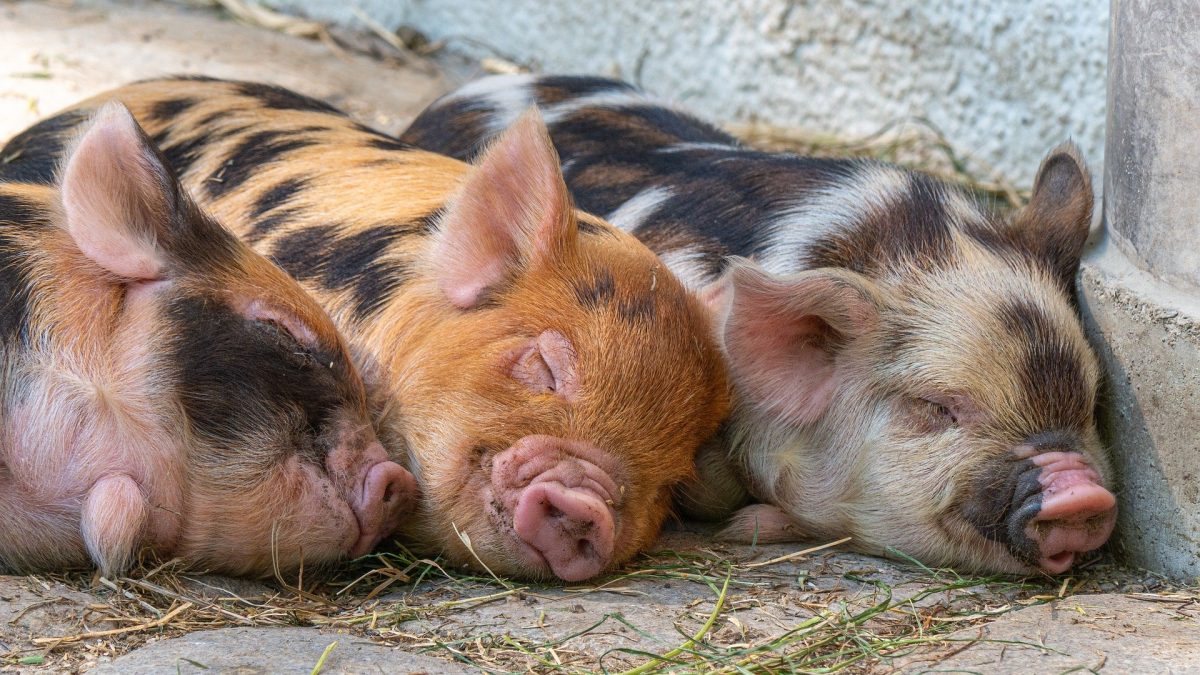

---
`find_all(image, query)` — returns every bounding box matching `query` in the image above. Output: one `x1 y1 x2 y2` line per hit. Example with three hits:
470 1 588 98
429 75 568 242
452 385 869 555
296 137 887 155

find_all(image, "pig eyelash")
919 397 960 429
256 318 319 366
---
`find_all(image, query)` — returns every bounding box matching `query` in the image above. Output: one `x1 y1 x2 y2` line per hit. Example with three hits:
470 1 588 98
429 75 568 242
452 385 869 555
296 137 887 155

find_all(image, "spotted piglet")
5 79 731 581
0 104 415 577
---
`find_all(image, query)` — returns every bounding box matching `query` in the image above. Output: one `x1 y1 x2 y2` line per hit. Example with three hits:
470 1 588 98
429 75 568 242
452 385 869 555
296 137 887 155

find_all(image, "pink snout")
349 458 418 557
326 437 419 558
1024 452 1117 574
513 481 615 582
491 435 623 581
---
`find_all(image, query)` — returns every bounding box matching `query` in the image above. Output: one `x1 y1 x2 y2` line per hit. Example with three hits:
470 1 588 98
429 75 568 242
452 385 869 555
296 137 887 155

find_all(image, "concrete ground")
1 1 1197 672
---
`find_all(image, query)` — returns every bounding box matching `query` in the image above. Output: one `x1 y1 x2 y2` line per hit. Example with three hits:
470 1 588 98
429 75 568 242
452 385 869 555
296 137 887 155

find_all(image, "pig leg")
719 503 811 544
81 474 148 575
676 434 750 522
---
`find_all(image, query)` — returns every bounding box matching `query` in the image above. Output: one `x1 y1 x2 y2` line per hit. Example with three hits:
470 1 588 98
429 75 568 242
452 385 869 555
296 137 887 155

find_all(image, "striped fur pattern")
0 78 730 580
0 104 400 578
403 75 1114 574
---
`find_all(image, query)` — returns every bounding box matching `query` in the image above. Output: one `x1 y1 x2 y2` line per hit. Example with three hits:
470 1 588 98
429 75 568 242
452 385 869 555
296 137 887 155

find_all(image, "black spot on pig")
997 299 1091 432
0 192 43 228
207 132 318 199
534 75 638 104
324 226 411 319
0 110 90 185
0 193 43 342
617 294 655 324
363 136 415 153
401 99 496 162
251 177 310 219
148 98 199 123
246 208 302 245
170 294 345 464
573 269 615 310
575 217 612 237
271 224 412 319
194 111 229 129
806 169 954 275
234 82 342 115
155 130 214 178
270 225 337 282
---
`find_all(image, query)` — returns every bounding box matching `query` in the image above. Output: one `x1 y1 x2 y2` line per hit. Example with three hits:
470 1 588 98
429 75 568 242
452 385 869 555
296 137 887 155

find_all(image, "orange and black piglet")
0 104 415 578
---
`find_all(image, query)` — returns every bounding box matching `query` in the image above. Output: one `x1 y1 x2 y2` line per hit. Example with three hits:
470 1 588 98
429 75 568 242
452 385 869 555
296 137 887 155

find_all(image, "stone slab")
92 626 473 674
888 592 1200 673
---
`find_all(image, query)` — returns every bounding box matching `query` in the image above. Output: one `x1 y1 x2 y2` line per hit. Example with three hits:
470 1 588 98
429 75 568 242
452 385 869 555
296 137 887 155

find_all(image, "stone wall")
269 0 1108 187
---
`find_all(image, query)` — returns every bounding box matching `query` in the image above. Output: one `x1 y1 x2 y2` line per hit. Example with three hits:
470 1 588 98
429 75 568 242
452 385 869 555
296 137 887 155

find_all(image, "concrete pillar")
1078 0 1200 581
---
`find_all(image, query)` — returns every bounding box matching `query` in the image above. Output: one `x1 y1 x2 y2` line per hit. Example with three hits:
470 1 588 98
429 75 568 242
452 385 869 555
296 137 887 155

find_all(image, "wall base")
1079 236 1200 582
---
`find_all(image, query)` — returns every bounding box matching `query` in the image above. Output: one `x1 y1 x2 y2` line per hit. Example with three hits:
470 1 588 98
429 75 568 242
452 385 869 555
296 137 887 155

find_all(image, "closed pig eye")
911 394 978 432
255 319 318 366
511 344 555 394
923 398 959 428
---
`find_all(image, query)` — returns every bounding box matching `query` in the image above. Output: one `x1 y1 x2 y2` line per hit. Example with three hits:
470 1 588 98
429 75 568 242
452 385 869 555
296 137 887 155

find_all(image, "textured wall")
271 0 1108 186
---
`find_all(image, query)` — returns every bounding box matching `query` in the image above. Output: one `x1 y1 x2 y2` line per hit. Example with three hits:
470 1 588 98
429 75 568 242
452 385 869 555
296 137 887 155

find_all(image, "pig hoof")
513 481 615 582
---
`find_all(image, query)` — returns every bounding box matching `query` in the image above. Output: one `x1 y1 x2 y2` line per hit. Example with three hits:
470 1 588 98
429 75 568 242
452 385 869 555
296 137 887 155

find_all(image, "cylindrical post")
1106 0 1200 289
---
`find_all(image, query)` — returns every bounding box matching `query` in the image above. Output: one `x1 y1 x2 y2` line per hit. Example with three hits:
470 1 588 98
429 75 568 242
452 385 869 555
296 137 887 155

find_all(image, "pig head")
383 112 731 581
710 148 1114 574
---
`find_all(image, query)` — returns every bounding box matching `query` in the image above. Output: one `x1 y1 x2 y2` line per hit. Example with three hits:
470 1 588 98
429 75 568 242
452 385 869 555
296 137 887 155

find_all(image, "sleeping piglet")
0 103 416 577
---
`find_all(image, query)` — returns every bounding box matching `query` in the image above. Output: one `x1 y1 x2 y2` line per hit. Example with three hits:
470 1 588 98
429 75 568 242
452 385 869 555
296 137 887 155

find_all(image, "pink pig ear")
60 102 176 281
432 107 573 308
714 260 882 426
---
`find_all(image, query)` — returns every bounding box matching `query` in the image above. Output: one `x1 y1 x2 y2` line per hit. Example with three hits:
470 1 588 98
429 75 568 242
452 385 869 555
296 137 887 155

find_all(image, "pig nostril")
383 484 396 503
576 539 593 558
546 504 564 520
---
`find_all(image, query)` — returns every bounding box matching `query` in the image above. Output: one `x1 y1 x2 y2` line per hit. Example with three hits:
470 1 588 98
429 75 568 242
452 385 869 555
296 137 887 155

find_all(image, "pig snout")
1000 439 1116 574
490 435 622 581
329 441 418 557
1019 451 1116 574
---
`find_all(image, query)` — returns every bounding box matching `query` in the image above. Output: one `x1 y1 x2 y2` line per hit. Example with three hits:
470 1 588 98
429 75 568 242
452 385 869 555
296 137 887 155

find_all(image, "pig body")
401 74 1117 575
0 104 414 577
2 79 730 581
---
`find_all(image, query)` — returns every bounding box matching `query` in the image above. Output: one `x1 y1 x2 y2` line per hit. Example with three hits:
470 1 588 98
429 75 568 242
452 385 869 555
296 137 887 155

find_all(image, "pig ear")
432 107 573 308
1008 143 1094 290
714 260 882 426
60 101 181 281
